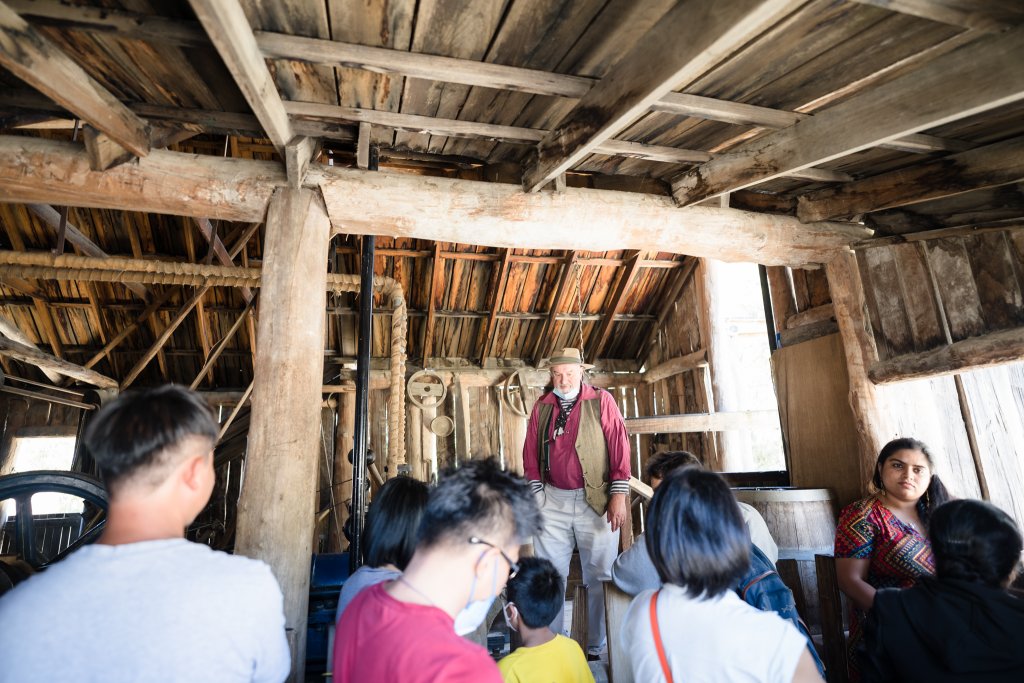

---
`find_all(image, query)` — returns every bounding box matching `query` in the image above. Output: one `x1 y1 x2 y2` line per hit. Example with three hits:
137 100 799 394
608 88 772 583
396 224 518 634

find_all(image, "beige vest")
535 395 610 516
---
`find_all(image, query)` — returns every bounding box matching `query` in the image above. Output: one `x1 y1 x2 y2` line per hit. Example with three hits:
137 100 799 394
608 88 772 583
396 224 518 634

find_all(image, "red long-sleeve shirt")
523 383 631 491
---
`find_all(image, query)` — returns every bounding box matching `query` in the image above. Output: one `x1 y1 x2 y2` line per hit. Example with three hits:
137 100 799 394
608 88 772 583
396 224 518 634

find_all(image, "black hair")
505 556 563 628
364 476 430 570
930 499 1023 588
83 385 218 490
417 458 540 550
645 450 703 481
871 437 951 526
645 467 750 598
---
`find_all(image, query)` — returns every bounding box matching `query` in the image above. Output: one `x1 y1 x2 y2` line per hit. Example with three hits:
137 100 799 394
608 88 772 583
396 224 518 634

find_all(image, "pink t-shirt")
332 582 501 683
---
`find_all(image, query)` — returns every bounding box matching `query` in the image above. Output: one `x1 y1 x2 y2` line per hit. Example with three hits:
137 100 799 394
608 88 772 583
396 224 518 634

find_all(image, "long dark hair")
930 499 1023 587
872 437 951 526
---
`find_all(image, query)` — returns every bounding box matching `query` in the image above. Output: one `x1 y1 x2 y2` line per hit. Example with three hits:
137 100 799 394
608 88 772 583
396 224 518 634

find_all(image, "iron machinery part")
0 470 108 571
501 368 530 418
406 369 448 410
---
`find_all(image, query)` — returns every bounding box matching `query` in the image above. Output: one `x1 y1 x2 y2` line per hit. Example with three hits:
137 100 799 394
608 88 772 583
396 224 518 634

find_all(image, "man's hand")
606 493 628 532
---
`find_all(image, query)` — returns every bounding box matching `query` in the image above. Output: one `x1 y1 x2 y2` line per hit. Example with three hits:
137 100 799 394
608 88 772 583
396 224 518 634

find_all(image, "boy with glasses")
333 458 540 683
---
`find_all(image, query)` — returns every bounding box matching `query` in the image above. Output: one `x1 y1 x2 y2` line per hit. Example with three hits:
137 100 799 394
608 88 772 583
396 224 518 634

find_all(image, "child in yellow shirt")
498 557 595 683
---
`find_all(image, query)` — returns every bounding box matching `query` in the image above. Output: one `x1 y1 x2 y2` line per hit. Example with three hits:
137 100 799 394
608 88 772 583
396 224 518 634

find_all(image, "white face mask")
552 386 579 401
453 560 499 635
502 602 518 632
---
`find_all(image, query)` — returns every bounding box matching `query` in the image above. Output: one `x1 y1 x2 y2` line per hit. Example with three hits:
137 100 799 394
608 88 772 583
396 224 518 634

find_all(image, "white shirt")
621 584 806 683
0 538 290 683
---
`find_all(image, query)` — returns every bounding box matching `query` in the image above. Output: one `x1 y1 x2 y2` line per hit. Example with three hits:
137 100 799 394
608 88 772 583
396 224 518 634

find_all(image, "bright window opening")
8 436 81 515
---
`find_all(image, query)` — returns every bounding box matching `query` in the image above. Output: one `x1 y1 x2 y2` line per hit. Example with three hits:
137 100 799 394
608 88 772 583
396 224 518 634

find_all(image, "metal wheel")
0 470 108 571
407 369 447 410
501 369 530 418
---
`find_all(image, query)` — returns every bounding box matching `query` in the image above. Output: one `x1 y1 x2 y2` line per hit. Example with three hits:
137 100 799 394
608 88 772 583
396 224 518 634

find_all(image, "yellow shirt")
498 634 595 683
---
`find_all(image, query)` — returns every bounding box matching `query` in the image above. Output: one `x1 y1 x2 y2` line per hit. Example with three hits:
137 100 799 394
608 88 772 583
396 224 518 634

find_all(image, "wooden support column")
330 392 355 553
233 188 330 682
407 406 424 481
453 377 473 465
825 250 893 488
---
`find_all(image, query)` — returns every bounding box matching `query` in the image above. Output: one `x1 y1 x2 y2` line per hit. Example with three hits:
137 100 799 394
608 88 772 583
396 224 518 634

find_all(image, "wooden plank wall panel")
964 232 1024 332
862 247 914 360
884 375 980 499
327 0 415 145
772 334 864 507
889 244 943 351
925 239 987 342
960 365 1024 525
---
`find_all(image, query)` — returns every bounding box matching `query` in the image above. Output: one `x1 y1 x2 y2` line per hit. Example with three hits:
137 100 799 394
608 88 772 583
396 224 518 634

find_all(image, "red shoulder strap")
649 589 675 683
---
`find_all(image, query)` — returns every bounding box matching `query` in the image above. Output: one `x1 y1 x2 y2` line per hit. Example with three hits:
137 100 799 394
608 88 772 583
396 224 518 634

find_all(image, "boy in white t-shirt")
0 385 290 683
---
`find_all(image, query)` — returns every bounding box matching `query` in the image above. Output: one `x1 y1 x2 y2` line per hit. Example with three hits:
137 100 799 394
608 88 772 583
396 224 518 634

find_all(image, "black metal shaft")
758 264 778 353
349 148 378 573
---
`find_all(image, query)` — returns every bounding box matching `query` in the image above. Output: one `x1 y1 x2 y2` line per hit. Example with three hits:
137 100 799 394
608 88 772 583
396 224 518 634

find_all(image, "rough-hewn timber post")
330 393 355 552
233 188 330 682
825 250 893 489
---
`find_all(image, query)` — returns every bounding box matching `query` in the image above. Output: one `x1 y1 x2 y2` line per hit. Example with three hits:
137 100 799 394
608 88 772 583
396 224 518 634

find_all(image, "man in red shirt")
523 347 631 657
333 458 541 682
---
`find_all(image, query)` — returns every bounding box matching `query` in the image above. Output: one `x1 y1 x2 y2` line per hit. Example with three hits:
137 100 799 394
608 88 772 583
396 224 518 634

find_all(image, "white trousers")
532 484 619 652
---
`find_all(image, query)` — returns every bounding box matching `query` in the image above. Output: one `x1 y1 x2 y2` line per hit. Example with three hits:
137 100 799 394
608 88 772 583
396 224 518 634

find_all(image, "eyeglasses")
469 536 520 579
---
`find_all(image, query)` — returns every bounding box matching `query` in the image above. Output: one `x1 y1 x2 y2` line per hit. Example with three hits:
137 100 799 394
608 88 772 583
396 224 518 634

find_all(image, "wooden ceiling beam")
849 0 1024 33
797 136 1024 222
591 251 644 358
0 135 871 266
287 100 711 166
0 335 117 388
672 24 1024 205
0 2 150 157
522 0 802 192
533 251 578 366
0 314 62 383
187 0 294 153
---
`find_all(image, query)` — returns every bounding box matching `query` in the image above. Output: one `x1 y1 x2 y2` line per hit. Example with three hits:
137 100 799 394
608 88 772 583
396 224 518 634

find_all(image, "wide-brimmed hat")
541 347 594 369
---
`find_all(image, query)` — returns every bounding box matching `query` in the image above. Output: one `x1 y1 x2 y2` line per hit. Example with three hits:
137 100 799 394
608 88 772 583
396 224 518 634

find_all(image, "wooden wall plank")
924 239 986 341
965 231 1024 331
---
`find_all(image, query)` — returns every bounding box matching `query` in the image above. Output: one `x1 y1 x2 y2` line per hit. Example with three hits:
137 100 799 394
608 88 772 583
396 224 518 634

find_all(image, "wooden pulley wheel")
501 368 530 418
406 369 447 410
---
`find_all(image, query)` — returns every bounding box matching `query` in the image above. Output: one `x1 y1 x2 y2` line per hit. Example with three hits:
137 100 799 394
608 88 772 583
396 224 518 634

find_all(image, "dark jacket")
859 577 1024 683
740 544 826 677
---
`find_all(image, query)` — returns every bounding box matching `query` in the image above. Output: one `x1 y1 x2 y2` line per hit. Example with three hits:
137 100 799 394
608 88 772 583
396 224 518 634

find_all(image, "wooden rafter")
672 24 1024 205
0 335 116 389
591 251 644 358
193 217 254 302
189 295 258 390
849 0 1024 33
422 242 444 360
521 0 802 191
27 204 151 301
83 288 176 371
182 220 214 386
120 285 211 390
187 0 295 153
480 248 513 360
797 136 1024 222
0 315 61 383
639 257 699 363
3 1 974 159
533 251 578 366
0 1 150 157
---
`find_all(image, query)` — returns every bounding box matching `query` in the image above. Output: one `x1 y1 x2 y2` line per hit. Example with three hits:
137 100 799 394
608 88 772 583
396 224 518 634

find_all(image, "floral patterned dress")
834 496 935 680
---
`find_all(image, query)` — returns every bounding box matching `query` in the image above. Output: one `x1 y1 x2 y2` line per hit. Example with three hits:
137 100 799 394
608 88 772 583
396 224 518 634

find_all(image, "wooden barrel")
733 487 836 634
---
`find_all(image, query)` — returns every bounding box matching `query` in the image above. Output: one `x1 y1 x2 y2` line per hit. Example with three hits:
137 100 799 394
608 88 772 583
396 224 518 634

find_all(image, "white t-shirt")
0 538 290 683
621 584 806 683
